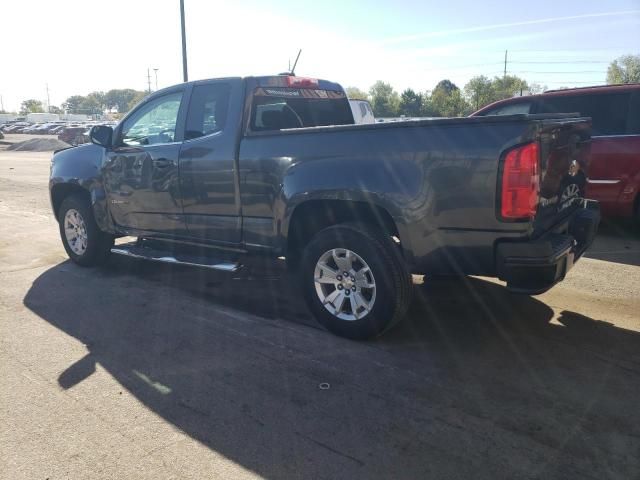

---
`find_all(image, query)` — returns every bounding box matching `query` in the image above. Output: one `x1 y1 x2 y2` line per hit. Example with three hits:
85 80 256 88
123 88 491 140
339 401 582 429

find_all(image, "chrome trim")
182 129 224 144
587 179 621 184
592 134 640 139
110 248 240 271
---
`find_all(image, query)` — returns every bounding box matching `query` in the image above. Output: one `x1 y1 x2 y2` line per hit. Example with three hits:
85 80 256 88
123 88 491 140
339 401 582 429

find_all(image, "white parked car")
349 99 375 124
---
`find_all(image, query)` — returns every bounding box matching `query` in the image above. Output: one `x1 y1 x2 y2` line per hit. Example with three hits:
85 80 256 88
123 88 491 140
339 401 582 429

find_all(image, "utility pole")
503 50 508 79
180 0 188 82
0 95 4 112
147 68 152 93
153 68 159 90
46 83 51 113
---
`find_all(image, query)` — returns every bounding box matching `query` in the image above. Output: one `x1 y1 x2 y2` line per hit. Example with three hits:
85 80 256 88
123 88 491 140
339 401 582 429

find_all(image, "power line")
533 80 604 84
510 60 610 64
509 70 604 74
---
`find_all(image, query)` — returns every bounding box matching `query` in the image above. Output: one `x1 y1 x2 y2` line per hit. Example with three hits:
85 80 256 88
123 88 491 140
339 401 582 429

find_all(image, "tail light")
286 76 319 88
500 142 540 220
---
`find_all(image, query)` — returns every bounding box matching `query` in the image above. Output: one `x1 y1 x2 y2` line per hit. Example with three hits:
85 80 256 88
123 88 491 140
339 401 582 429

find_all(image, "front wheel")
58 194 113 266
300 223 412 340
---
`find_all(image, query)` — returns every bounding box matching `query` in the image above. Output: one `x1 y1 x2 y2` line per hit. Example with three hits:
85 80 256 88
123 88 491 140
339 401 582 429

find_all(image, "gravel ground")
1 150 639 479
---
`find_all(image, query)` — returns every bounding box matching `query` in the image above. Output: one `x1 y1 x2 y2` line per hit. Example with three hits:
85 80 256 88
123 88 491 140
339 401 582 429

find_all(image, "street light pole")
153 68 159 90
180 0 188 82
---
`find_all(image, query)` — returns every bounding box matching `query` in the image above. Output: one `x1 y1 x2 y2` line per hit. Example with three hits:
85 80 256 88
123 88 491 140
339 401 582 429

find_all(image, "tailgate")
533 116 592 234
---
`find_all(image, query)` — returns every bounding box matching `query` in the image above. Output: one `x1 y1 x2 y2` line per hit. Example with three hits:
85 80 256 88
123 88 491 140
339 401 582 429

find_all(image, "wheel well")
50 184 90 221
286 200 400 263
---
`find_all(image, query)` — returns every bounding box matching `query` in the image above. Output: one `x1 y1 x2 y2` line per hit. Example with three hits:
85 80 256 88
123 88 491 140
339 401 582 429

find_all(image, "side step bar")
111 241 241 272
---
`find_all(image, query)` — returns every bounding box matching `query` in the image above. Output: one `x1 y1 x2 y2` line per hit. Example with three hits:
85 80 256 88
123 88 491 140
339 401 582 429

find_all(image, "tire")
58 194 113 267
558 170 586 210
300 223 412 340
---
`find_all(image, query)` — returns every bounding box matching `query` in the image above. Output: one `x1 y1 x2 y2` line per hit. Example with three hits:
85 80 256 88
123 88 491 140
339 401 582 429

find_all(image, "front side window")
184 83 231 140
250 87 354 132
121 91 183 146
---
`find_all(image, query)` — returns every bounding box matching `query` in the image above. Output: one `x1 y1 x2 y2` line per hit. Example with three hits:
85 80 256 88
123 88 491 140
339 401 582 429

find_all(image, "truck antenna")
290 49 302 75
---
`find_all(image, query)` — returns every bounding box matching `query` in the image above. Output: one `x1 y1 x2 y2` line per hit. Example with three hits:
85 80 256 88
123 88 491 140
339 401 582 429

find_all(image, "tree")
126 91 148 112
87 91 107 111
369 81 400 117
464 76 494 111
429 88 469 117
20 99 44 114
49 105 63 114
462 74 531 111
528 83 546 94
607 54 640 84
492 75 529 100
345 87 369 101
399 89 423 117
63 95 89 114
105 89 145 113
432 79 458 96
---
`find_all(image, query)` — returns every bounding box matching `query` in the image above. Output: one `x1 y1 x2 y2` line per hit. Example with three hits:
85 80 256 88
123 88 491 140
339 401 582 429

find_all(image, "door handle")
153 158 174 169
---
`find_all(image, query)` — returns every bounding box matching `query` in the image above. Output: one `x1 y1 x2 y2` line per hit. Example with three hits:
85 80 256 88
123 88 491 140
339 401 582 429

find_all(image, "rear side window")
538 93 630 136
184 83 231 140
250 87 354 131
483 102 532 116
628 91 640 134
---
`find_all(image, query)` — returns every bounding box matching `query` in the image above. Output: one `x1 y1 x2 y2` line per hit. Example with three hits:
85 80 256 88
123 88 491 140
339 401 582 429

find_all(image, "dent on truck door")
103 90 188 236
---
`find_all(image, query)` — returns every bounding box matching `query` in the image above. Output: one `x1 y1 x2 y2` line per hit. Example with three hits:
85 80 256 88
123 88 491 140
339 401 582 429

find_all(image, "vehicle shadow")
585 217 640 267
23 258 640 479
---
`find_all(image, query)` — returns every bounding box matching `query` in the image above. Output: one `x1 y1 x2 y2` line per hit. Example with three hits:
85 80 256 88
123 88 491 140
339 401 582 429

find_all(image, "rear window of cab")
250 87 354 132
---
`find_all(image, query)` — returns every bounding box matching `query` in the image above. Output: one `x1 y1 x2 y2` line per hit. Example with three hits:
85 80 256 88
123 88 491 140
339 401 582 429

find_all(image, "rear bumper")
496 200 600 294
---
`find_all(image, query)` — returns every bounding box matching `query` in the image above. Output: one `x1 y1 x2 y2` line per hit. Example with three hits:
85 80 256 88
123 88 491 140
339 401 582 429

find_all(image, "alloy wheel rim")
64 209 88 255
314 248 376 321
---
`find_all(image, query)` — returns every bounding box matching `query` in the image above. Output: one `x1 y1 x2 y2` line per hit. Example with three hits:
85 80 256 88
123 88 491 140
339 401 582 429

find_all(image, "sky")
1 0 639 112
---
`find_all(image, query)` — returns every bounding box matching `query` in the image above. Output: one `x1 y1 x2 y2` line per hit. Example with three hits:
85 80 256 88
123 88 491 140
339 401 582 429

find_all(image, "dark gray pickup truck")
50 74 600 339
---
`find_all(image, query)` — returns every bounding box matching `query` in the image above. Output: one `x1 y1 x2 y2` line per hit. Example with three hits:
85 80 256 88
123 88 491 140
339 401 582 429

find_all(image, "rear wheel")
300 223 412 340
58 194 113 266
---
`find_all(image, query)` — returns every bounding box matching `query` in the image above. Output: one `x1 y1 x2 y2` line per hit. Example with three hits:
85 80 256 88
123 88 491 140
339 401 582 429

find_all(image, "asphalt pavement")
1 148 639 479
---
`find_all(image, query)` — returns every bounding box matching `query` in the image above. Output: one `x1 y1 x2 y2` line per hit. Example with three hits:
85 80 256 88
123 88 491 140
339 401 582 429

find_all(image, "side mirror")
89 125 113 148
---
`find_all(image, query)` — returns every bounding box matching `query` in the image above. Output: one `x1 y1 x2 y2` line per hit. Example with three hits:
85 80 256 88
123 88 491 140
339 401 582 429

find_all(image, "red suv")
471 84 640 221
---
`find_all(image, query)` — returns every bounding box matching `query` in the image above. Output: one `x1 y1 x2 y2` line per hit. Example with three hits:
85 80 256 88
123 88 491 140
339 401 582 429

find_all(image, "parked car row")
0 120 117 145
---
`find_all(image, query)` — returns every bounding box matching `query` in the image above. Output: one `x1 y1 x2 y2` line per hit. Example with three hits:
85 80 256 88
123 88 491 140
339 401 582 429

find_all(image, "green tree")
20 99 44 114
63 95 89 114
49 105 63 114
432 79 458 96
345 87 369 100
126 91 148 112
87 91 107 111
430 88 469 117
427 80 470 117
105 89 145 113
464 76 494 111
462 74 531 111
369 81 400 117
492 75 529 100
399 89 423 117
606 54 640 84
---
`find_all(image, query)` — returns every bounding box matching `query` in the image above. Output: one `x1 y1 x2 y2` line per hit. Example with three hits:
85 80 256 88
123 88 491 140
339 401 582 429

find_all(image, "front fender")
50 144 115 233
